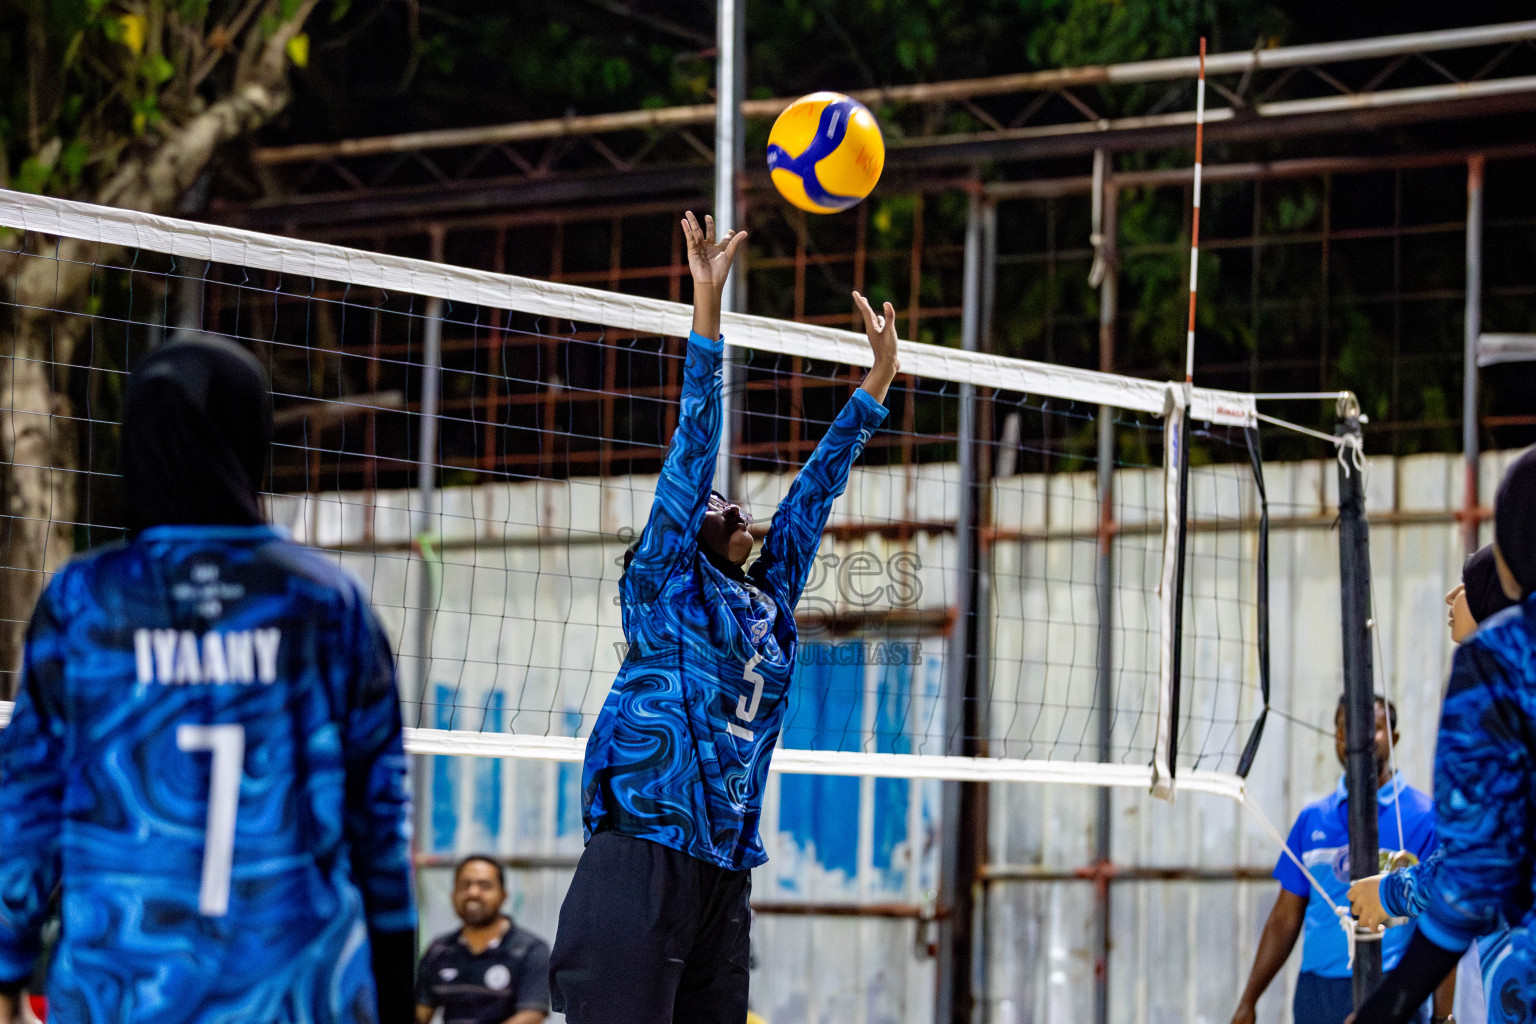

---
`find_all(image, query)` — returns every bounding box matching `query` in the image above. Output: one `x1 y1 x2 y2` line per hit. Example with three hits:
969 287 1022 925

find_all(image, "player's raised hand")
852 290 900 406
853 290 900 373
682 212 747 291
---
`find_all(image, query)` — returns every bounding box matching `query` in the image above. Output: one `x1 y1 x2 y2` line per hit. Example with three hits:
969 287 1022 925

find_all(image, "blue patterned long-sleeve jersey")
1393 599 1536 1017
0 524 415 1024
582 331 887 870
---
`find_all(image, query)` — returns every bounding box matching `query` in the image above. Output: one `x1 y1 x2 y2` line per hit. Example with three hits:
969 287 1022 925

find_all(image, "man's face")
452 860 505 928
1334 703 1397 771
698 491 754 566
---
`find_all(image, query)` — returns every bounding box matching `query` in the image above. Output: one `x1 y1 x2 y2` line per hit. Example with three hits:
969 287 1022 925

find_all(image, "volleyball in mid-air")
766 92 885 214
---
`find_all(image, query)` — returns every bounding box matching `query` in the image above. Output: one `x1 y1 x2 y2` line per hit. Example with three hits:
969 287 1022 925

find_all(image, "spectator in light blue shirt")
1231 696 1449 1024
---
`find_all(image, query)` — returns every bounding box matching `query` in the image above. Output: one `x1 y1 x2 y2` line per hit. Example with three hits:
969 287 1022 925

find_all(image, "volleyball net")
0 188 1281 798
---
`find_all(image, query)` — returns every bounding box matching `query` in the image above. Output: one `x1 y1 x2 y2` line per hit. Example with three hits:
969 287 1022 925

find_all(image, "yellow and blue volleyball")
766 92 885 214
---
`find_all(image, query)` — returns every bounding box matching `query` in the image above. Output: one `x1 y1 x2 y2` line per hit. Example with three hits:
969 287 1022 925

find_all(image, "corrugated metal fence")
270 448 1512 1024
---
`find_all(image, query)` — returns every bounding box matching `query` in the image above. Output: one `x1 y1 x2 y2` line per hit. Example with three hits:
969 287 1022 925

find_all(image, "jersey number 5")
176 724 245 917
727 654 766 742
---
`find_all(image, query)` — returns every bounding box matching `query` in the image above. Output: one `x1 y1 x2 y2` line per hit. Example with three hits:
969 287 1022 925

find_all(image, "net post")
1462 154 1484 556
1092 160 1119 1024
713 0 745 498
1336 393 1383 1003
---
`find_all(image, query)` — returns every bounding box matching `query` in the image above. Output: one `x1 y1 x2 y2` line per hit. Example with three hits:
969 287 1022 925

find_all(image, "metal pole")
1463 155 1485 555
713 0 744 496
1092 163 1119 1024
414 225 446 718
939 188 986 1024
971 195 997 1024
1336 395 1382 1003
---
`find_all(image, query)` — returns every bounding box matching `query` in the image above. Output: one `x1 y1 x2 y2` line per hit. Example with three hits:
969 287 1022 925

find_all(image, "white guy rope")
1236 789 1377 964
0 189 1255 427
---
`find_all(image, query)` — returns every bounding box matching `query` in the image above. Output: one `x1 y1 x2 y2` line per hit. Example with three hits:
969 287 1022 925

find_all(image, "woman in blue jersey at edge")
0 337 415 1024
548 211 900 1024
1347 544 1518 1024
1350 448 1536 1024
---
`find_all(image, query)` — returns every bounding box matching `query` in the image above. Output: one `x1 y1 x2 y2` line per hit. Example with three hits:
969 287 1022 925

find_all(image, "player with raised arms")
0 337 415 1024
548 212 900 1023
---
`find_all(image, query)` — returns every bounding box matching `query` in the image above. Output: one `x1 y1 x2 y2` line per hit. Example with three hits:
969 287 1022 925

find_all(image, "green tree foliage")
0 0 338 199
0 0 337 696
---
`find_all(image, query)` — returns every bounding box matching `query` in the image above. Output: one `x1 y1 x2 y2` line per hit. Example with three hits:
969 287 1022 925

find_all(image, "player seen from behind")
0 337 415 1024
548 212 900 1024
1353 449 1536 1024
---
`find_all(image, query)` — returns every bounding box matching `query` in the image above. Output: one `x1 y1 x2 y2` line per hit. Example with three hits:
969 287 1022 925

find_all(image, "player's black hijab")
1462 544 1516 624
1495 447 1536 598
121 336 272 534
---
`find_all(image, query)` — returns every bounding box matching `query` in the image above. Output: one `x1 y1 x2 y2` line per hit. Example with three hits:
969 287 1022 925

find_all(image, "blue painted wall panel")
779 644 864 880
473 692 504 842
431 681 458 853
872 659 912 877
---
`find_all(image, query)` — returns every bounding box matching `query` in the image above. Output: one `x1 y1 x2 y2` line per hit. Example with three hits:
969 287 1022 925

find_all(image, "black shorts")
550 831 751 1024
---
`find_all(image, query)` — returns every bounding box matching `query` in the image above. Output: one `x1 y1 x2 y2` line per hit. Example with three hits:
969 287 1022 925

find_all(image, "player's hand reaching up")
853 290 900 405
683 212 746 339
683 212 746 291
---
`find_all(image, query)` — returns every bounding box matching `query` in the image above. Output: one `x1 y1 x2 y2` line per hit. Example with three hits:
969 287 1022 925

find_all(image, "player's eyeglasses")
707 490 754 525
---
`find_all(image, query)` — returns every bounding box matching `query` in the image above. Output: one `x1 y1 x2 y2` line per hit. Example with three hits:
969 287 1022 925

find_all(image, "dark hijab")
1462 545 1516 624
121 336 273 534
1494 447 1536 598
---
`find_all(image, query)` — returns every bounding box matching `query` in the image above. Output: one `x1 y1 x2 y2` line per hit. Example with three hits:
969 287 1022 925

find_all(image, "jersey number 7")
176 724 246 917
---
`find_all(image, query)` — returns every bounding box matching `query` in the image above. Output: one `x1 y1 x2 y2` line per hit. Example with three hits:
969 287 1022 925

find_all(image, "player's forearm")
859 356 898 406
344 737 417 933
1353 930 1460 1024
656 333 723 498
691 284 724 340
1380 853 1431 918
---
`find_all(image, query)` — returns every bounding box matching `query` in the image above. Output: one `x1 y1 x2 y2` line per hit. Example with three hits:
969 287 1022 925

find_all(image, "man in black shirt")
415 857 550 1024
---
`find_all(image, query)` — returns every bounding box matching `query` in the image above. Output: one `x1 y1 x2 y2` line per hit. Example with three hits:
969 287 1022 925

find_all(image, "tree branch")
13 0 321 317
189 0 275 90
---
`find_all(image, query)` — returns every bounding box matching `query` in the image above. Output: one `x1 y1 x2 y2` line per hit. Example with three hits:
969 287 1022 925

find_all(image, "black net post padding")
1337 404 1383 1001
1165 405 1192 779
1236 424 1271 778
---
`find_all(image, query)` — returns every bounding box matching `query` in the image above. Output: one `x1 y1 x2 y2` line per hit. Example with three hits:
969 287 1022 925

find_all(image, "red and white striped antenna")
1185 36 1207 385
